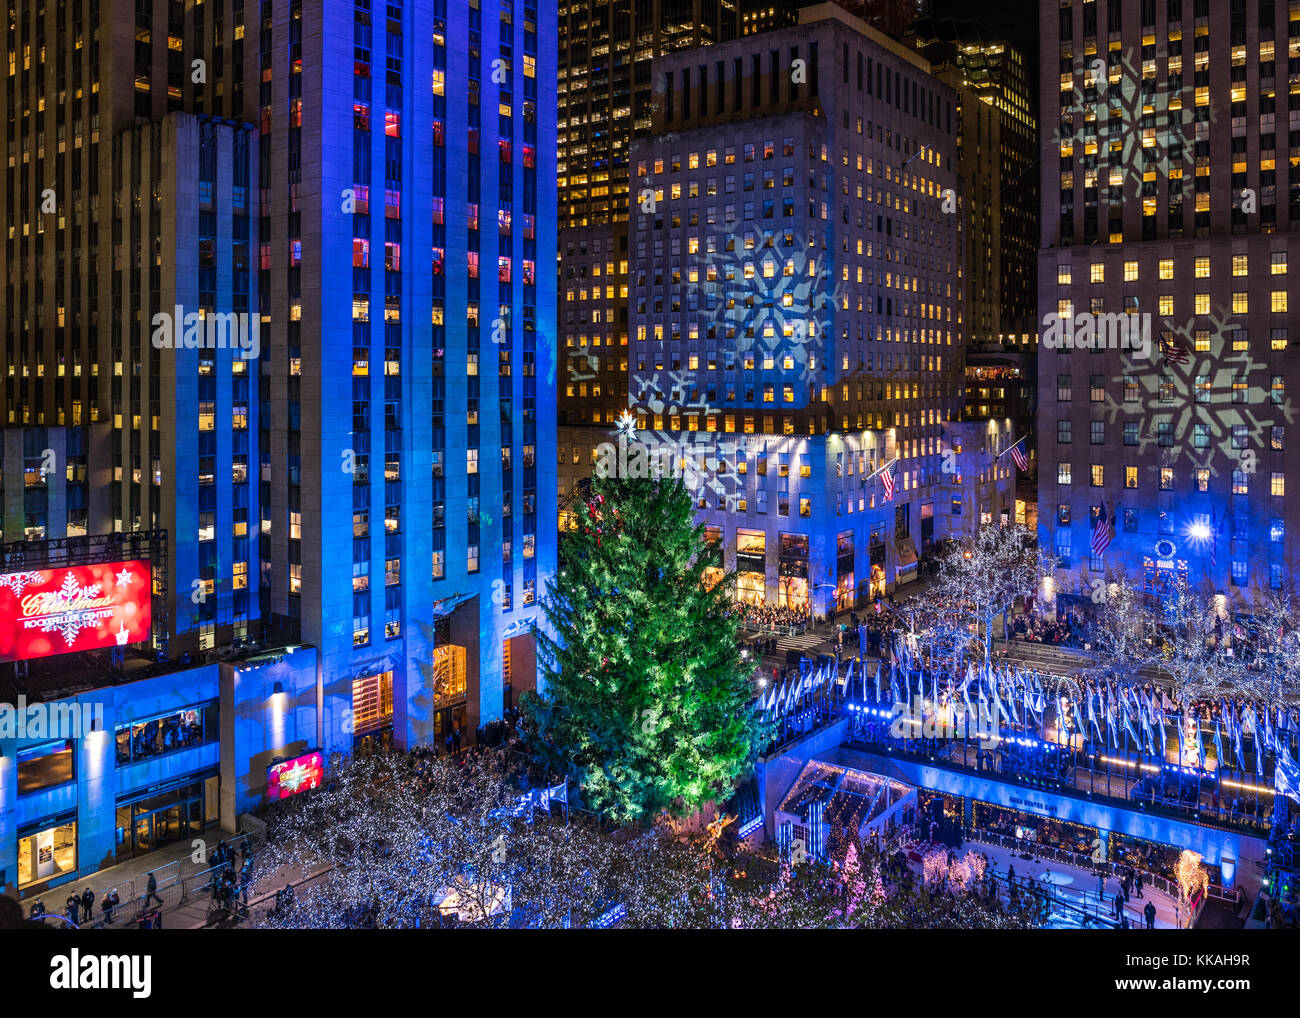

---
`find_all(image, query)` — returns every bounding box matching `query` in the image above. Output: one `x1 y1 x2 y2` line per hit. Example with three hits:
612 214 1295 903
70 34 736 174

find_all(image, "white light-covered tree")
1084 571 1160 684
248 751 1045 929
926 523 1055 661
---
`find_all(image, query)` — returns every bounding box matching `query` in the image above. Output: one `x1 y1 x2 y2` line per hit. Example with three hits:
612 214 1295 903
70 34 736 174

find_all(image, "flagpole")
862 456 899 483
995 437 1025 460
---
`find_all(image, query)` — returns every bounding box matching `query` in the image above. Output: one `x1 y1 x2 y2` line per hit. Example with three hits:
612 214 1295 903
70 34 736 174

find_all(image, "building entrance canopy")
776 759 917 844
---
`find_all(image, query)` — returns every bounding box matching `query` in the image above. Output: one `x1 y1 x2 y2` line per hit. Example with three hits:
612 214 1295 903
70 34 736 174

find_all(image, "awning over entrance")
776 759 917 845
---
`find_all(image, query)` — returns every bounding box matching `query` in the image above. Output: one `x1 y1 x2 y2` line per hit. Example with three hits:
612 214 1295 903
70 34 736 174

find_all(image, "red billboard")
0 560 152 662
266 751 324 800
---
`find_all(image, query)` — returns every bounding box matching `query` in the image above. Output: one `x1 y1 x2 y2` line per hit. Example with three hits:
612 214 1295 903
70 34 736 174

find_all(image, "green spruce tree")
522 474 772 825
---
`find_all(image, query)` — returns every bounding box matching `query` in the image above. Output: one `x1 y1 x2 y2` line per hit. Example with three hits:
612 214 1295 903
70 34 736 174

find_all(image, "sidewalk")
175 857 334 929
12 826 224 927
958 836 1184 929
14 822 270 929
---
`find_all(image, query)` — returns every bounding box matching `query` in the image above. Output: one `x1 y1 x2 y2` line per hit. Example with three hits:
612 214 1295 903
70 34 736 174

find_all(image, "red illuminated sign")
0 560 152 662
266 752 324 800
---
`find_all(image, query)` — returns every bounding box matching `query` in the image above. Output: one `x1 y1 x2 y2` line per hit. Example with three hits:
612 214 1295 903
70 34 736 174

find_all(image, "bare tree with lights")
248 751 1046 929
926 523 1055 661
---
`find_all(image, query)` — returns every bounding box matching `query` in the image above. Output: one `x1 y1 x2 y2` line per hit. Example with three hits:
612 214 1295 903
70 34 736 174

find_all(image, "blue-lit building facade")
269 0 557 755
0 0 557 902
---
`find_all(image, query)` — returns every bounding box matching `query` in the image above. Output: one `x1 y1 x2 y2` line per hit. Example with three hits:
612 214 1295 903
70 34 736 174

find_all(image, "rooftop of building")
796 2 934 73
0 639 308 704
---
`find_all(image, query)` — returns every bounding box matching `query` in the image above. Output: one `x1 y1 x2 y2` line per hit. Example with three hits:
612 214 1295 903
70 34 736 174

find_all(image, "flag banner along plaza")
0 560 151 662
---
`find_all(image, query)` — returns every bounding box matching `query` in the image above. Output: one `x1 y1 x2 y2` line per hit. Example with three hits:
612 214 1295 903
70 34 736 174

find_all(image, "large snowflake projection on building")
621 222 849 511
1051 45 1213 209
1095 304 1295 494
632 228 846 415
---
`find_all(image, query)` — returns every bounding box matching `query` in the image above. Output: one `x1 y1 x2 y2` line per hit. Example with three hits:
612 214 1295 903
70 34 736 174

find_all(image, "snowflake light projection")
1096 303 1296 486
1051 46 1214 208
621 218 850 510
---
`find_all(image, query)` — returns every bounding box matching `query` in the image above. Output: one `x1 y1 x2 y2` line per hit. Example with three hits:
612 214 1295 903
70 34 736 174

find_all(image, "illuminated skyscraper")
591 3 1015 612
1037 0 1300 599
558 0 737 429
0 0 557 752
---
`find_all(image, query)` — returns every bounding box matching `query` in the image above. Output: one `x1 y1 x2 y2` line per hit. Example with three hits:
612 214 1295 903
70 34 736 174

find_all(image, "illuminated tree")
927 523 1054 660
1175 849 1209 904
523 475 773 825
1085 571 1159 682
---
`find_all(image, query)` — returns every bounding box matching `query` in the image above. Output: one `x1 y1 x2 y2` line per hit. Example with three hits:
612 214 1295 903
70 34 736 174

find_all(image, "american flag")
1160 336 1190 365
1091 505 1112 557
881 462 895 502
1009 437 1029 472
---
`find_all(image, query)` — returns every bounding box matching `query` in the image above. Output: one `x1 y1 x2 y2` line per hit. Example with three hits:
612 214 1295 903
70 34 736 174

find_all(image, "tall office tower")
1 2 263 659
912 21 1040 507
609 2 1014 614
253 0 556 750
558 0 736 430
913 19 1038 345
1 0 557 749
1038 0 1300 601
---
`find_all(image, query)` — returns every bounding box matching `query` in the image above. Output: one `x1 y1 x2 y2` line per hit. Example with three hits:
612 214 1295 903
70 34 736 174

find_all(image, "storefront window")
18 819 77 888
973 802 1099 858
835 572 855 611
17 740 75 796
433 644 467 707
736 572 766 605
352 670 394 736
777 575 807 609
115 703 217 765
1110 832 1219 886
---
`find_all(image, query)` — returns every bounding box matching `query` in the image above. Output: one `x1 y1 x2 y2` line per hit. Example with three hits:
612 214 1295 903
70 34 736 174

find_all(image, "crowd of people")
731 602 809 632
1007 608 1086 647
475 705 524 750
116 710 205 764
208 836 256 915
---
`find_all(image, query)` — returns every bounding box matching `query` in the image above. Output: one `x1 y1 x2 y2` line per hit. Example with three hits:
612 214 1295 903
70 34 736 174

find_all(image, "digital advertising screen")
266 751 324 800
0 560 152 662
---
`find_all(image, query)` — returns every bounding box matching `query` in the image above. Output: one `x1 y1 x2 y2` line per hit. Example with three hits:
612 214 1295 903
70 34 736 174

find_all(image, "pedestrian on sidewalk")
1134 871 1144 899
1144 900 1157 929
1096 871 1105 900
65 892 80 926
29 898 45 920
1113 892 1122 920
81 887 94 924
144 871 162 908
102 889 119 924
